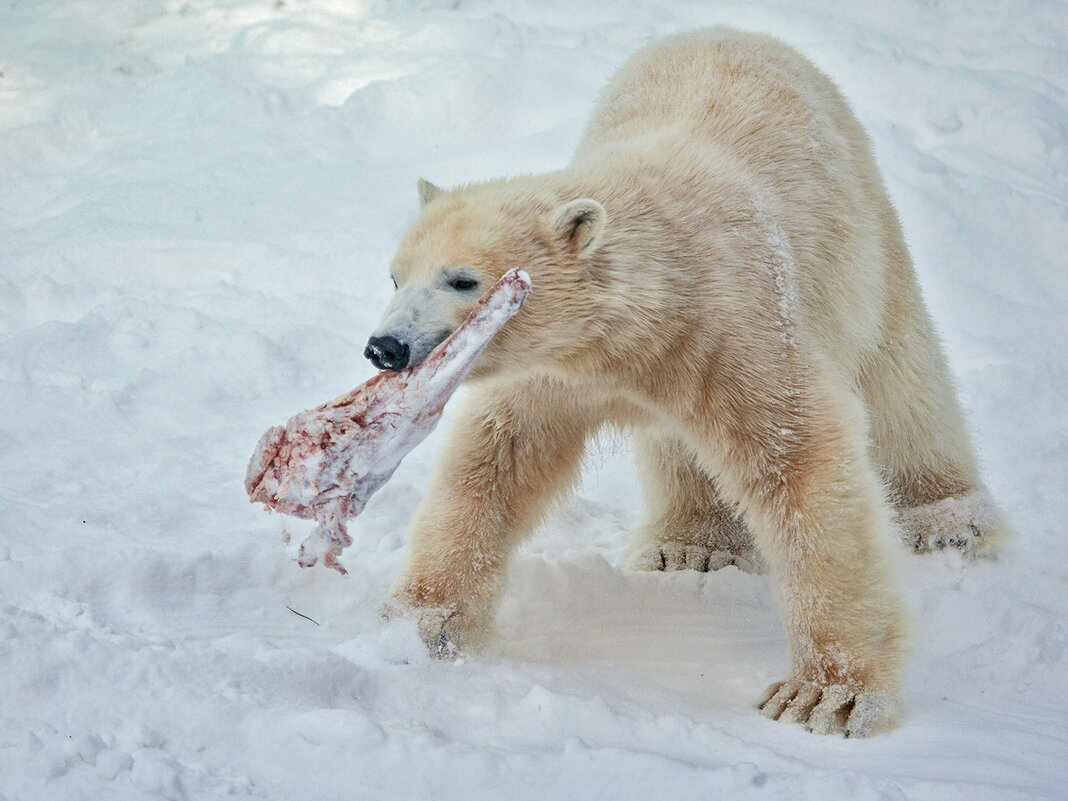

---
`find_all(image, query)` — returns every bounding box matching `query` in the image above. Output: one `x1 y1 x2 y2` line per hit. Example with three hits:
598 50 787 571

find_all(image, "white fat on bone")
245 268 531 573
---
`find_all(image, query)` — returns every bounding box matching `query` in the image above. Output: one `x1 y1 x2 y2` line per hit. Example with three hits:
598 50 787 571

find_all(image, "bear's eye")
390 276 398 290
448 277 479 292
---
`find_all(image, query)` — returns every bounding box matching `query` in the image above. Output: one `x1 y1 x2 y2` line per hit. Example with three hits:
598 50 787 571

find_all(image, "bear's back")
573 28 871 182
570 28 912 382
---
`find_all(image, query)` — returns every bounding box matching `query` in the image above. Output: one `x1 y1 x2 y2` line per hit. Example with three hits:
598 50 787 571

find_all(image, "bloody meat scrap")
245 268 531 573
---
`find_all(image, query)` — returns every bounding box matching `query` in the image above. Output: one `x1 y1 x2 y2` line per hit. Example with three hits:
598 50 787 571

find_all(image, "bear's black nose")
364 335 410 371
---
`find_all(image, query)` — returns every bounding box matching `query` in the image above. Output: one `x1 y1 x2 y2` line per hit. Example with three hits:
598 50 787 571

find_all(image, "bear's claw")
625 542 766 574
757 679 900 737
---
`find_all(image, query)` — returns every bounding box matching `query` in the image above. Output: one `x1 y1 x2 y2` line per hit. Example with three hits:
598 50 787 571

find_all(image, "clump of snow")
1 1 1066 800
751 196 801 352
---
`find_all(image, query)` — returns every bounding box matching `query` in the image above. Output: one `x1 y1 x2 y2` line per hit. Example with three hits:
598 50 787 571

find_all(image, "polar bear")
364 28 1007 736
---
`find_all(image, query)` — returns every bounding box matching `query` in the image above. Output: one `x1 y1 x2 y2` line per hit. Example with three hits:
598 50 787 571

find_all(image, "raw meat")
245 268 531 573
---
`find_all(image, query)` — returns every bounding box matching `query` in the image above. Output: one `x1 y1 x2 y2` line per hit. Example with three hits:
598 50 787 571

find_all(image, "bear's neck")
527 161 734 408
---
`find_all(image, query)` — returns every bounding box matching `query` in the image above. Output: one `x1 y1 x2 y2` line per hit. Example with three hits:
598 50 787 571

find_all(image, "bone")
245 268 531 573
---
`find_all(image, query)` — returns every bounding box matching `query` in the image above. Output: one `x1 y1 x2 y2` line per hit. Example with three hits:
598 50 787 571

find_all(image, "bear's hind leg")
624 433 766 574
860 311 1008 554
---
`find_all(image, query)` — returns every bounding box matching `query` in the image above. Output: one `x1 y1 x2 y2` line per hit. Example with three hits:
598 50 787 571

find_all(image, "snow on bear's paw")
383 577 497 659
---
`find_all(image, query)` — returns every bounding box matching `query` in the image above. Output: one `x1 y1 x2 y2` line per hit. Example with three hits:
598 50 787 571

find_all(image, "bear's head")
364 177 608 379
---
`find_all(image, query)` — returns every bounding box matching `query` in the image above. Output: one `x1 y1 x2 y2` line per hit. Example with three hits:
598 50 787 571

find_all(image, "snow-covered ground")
1 1 1066 798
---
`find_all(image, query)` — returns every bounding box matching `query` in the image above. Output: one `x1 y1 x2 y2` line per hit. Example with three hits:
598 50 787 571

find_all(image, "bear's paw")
381 595 494 659
757 679 902 737
896 487 1008 556
625 542 766 574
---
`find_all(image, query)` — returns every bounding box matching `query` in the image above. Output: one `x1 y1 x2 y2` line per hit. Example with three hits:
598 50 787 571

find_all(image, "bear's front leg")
389 379 594 655
708 384 909 737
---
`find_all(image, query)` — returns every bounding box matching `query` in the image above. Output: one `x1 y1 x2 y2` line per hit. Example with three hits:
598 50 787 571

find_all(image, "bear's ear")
552 198 606 255
418 178 443 207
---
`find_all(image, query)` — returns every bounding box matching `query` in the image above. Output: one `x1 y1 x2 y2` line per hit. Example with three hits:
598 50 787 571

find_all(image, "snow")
751 196 801 351
1 0 1065 799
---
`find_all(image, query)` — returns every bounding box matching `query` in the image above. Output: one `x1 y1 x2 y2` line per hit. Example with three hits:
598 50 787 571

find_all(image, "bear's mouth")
407 328 455 369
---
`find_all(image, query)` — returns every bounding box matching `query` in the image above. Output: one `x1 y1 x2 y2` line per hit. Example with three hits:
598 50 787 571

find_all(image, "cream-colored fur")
374 28 1007 737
